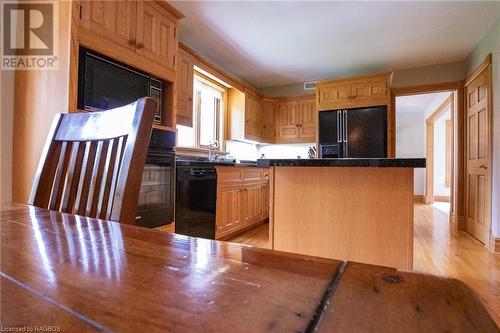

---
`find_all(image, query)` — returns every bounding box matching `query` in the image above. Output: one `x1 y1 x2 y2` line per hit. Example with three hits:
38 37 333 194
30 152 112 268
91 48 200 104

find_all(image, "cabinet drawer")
217 167 242 184
243 168 262 181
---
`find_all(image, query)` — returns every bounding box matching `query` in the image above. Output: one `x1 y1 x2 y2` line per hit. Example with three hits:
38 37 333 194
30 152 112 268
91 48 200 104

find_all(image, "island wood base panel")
270 166 414 269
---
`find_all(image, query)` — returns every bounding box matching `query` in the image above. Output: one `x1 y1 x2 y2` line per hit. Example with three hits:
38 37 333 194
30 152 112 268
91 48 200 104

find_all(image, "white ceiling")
171 1 500 88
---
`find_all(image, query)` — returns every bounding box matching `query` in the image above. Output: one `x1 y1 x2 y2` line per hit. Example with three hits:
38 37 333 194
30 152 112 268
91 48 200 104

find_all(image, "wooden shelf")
153 123 175 132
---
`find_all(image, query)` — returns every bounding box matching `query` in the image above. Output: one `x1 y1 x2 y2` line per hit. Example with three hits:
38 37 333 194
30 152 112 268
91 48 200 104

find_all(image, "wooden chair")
29 98 157 224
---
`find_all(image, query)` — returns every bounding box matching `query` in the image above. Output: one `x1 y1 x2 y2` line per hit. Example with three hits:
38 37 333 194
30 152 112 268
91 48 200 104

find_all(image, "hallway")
228 203 500 325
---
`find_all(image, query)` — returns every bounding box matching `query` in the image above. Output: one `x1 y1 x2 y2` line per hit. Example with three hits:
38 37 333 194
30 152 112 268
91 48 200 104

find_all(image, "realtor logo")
1 1 58 70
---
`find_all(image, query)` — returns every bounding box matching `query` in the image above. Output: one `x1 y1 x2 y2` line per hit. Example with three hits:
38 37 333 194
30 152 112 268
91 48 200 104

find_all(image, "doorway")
395 91 456 214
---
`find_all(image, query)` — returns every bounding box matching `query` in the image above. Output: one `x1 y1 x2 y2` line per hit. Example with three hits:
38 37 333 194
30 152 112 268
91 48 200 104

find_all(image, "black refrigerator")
319 106 387 158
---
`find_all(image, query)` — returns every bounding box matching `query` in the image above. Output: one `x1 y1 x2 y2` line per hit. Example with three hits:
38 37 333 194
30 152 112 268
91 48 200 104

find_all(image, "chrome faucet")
208 141 219 161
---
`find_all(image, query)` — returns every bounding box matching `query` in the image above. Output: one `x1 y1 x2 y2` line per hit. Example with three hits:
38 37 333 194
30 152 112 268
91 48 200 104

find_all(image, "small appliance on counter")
175 165 217 239
135 129 175 228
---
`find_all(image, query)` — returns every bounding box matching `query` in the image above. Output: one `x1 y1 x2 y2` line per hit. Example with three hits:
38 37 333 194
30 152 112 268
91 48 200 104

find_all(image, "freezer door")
345 106 387 158
319 110 343 144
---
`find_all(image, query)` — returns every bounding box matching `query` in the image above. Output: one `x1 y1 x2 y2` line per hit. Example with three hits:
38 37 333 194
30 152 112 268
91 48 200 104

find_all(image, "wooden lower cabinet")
215 186 242 238
215 167 269 240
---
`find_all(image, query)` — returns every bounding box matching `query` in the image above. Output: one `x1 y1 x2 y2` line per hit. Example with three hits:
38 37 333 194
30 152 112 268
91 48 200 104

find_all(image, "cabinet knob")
479 165 488 169
136 43 144 49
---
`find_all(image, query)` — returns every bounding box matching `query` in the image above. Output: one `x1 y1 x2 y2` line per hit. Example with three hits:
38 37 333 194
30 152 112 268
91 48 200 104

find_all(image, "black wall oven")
135 129 175 228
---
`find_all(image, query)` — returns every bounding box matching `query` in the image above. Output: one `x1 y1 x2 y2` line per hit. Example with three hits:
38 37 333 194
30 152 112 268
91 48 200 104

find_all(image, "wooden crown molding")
465 53 492 87
391 80 463 97
179 42 261 96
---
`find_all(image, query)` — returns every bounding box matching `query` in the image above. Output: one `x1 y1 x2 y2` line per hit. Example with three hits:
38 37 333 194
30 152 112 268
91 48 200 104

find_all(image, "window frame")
176 72 227 153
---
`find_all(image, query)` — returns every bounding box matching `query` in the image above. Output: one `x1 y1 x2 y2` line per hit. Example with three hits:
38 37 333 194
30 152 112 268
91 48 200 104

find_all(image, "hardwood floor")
228 203 500 325
226 222 270 249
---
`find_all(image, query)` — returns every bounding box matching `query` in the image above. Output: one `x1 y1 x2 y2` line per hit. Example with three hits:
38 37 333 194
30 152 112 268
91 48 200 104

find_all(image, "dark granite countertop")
256 158 426 168
176 159 259 167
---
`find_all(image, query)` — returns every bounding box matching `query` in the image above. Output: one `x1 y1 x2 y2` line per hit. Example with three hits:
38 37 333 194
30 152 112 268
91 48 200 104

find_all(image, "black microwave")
77 47 162 122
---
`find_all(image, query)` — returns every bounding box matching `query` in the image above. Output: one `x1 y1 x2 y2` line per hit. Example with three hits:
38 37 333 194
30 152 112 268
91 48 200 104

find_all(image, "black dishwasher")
175 165 217 239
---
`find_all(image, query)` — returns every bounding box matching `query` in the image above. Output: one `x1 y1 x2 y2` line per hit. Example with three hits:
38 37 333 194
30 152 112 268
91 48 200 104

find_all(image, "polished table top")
1 203 497 332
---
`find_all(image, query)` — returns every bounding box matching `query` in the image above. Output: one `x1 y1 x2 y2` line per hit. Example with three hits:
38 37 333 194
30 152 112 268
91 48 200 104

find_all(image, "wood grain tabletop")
1 203 497 332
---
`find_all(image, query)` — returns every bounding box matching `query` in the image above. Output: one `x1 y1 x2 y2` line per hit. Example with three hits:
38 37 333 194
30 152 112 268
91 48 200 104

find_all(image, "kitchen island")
257 158 426 270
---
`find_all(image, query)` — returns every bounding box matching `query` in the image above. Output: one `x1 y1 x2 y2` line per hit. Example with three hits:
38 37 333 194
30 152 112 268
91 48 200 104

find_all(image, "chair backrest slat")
29 98 156 224
105 136 126 220
61 141 86 213
74 141 93 215
49 141 72 211
86 140 106 217
98 138 120 220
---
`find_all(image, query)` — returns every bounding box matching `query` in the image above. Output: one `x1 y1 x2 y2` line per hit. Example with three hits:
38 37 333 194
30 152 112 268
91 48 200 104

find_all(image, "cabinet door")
245 92 261 140
176 48 194 127
216 186 241 238
298 96 317 143
261 99 276 143
245 185 262 226
260 183 269 219
351 79 388 107
238 187 249 226
80 1 136 50
317 83 351 110
136 0 177 70
276 98 299 143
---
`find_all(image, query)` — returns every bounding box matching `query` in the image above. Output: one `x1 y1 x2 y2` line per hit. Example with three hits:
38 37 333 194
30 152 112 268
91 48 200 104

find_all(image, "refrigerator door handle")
337 111 341 142
343 110 347 142
343 110 348 157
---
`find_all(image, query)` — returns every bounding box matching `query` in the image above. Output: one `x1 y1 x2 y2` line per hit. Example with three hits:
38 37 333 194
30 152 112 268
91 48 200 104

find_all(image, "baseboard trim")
434 195 450 202
413 195 424 203
488 234 500 254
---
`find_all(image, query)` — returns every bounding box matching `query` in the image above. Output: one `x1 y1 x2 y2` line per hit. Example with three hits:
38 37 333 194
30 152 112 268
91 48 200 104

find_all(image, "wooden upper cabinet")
297 95 317 142
317 83 352 110
228 88 265 142
176 48 194 127
260 98 276 143
136 0 177 71
351 79 388 105
78 0 183 81
245 91 262 140
80 1 137 50
275 94 316 143
316 73 391 111
276 98 299 143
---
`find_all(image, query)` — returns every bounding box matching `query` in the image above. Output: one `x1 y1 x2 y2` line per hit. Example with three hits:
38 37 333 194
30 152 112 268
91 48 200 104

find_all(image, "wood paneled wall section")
12 1 73 203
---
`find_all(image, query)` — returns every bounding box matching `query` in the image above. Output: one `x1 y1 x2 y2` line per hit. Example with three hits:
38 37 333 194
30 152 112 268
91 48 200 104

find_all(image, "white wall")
466 17 500 237
433 109 451 197
258 143 314 159
226 140 315 161
396 111 426 195
226 140 259 161
1 62 15 203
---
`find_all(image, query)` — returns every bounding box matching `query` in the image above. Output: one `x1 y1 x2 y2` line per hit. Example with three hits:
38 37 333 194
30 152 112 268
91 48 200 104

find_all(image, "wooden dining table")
1 203 497 332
